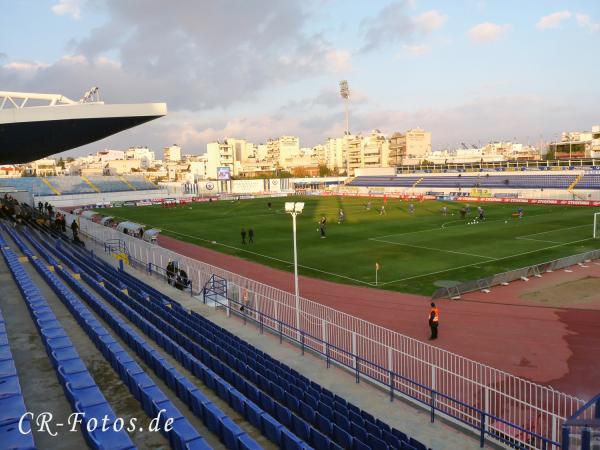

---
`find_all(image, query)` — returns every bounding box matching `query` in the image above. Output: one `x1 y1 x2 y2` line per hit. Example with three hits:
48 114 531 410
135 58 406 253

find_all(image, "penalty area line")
377 237 596 286
369 238 495 260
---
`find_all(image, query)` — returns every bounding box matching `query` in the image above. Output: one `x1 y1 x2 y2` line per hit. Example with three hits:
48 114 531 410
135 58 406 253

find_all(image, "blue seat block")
332 423 353 449
291 415 310 442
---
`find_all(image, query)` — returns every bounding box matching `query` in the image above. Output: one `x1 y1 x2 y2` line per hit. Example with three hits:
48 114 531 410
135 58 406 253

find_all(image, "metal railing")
61 210 590 449
203 274 559 449
431 249 600 299
561 393 600 450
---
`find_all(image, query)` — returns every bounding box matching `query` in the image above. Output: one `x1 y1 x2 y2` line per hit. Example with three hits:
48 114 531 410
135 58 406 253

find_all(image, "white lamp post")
285 201 305 338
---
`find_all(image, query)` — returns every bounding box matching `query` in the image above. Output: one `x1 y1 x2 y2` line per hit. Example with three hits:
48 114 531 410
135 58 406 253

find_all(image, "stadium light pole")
339 80 350 175
285 201 305 338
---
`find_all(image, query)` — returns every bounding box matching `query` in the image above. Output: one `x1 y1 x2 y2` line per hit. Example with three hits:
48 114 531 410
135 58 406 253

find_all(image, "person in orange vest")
429 302 439 340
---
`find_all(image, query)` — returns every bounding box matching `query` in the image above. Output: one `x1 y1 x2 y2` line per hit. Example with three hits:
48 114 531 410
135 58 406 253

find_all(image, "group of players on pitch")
313 200 525 239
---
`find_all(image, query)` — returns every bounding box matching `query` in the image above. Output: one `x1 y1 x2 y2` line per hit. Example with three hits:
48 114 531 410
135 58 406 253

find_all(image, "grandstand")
0 217 455 450
0 175 159 196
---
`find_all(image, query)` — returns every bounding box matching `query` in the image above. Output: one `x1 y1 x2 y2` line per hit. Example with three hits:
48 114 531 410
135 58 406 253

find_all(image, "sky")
1 0 599 157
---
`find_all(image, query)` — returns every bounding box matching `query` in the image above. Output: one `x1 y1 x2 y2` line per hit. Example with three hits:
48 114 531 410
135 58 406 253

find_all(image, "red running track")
159 234 600 400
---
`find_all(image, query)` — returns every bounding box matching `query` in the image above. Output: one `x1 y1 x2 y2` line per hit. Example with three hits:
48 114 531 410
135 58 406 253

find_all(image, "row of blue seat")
17 229 270 449
46 227 429 450
0 231 135 450
14 225 260 450
0 303 36 450
349 175 582 189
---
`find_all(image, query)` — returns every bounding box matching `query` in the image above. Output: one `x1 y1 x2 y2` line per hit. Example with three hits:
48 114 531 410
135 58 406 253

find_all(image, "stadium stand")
1 216 434 450
0 176 158 196
347 173 590 189
0 307 36 450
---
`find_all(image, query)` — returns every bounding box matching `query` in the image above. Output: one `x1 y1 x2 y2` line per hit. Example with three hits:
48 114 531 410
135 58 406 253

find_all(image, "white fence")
65 211 589 449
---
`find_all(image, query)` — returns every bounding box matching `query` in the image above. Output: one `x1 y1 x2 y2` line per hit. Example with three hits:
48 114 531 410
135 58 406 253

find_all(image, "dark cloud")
1 0 331 110
360 1 416 52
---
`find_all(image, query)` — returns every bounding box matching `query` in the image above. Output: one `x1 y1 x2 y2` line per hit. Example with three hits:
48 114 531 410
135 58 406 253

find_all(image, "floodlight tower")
339 80 350 175
285 201 305 338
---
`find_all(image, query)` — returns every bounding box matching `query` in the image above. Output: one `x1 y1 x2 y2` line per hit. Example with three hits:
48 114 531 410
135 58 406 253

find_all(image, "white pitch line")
515 236 563 244
145 226 377 287
377 237 596 286
517 224 591 239
369 238 495 260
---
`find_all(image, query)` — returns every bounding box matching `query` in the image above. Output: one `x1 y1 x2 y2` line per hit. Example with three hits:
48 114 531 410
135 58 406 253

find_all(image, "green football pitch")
101 197 600 296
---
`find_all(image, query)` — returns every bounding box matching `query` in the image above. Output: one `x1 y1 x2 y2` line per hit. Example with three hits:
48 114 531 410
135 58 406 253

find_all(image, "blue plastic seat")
368 433 388 450
0 395 27 426
274 402 292 428
315 412 332 435
409 437 427 450
309 427 331 450
0 419 36 450
291 414 310 442
261 414 283 445
332 423 353 449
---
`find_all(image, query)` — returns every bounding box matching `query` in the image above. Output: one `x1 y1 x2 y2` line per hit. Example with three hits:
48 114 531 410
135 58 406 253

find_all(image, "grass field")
101 196 600 296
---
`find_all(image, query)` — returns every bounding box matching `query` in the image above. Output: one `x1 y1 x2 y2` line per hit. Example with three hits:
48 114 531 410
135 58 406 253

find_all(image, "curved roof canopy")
0 90 167 164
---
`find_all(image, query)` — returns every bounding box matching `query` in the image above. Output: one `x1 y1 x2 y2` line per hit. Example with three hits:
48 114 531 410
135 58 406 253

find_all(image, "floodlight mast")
285 202 305 338
339 80 350 175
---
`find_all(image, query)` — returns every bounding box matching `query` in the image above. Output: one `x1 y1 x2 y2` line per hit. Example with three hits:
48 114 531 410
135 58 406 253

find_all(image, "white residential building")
125 146 155 168
163 144 182 163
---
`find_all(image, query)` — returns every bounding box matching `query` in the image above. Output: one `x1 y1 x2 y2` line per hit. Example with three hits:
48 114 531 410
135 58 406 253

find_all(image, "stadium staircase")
411 177 424 188
80 175 102 193
119 176 137 191
0 218 433 450
41 177 61 195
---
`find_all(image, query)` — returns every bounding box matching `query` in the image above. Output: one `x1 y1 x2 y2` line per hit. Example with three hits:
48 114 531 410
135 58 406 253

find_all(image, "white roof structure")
0 89 167 164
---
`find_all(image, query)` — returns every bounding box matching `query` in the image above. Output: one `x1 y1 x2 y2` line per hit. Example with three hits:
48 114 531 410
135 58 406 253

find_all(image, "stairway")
41 177 61 195
80 175 101 193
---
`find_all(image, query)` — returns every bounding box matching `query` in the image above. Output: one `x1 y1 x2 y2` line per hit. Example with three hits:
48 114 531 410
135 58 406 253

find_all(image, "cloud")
468 22 511 42
360 2 446 52
51 0 82 20
2 0 340 111
575 13 600 33
413 10 447 33
536 11 571 29
402 44 430 57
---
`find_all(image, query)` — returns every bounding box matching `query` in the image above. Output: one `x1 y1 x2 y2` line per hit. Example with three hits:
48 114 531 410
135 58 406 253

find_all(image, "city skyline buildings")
2 1 599 158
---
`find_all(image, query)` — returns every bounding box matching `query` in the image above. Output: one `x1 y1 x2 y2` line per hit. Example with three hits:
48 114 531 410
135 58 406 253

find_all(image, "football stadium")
0 86 599 450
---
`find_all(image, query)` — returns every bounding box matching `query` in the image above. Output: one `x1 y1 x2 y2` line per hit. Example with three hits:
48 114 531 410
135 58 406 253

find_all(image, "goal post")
594 213 600 238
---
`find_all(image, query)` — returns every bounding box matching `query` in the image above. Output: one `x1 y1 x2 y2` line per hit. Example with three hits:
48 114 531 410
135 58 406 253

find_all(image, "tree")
318 164 333 177
57 157 65 169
